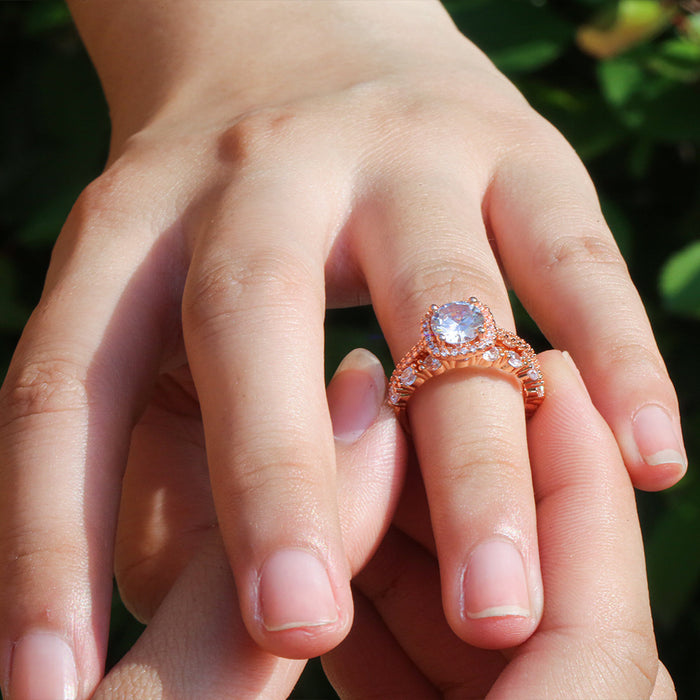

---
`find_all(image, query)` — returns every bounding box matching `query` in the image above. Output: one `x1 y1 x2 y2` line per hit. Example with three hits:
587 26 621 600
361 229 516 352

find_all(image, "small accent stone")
425 356 442 371
527 369 540 381
483 347 499 362
431 301 484 345
389 389 400 405
536 385 545 397
400 366 416 386
507 351 523 368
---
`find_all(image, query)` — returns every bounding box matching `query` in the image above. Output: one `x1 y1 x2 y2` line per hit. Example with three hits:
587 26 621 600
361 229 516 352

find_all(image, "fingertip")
327 348 386 444
253 548 353 659
239 347 385 660
627 404 687 491
453 537 541 650
626 462 686 492
7 632 79 700
258 548 341 635
543 351 688 491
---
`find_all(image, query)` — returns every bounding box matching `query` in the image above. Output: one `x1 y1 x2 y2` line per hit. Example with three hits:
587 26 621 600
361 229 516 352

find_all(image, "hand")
323 351 676 699
94 350 404 700
0 1 685 697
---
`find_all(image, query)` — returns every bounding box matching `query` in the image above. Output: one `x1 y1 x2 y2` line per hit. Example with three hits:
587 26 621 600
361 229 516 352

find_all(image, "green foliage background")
1 1 698 697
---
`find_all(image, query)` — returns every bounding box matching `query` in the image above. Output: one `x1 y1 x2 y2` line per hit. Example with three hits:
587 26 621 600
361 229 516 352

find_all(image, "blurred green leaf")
659 239 700 318
22 1 72 35
647 37 700 82
448 0 574 73
600 194 634 257
681 11 700 45
598 55 648 107
647 479 700 627
598 51 700 141
522 79 626 161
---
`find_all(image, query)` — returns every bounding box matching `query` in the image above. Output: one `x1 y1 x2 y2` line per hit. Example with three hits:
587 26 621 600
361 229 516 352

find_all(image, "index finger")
490 350 659 699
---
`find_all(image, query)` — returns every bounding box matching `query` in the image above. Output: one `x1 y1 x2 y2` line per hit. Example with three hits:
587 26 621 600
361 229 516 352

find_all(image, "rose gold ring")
388 298 545 425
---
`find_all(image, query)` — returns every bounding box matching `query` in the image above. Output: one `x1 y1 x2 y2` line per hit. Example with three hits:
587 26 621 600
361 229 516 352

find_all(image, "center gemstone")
431 301 484 345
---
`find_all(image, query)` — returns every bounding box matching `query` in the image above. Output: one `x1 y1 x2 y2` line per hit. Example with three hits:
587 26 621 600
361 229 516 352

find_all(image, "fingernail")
462 540 531 620
633 404 687 468
327 348 385 443
9 632 78 700
259 548 338 631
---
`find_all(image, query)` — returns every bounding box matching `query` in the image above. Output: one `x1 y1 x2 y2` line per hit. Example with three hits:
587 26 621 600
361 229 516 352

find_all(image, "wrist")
69 0 467 144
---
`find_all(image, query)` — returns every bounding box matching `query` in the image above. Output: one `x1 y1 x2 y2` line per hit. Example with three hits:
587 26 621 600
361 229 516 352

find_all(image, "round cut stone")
483 347 500 362
431 302 484 345
400 366 417 387
507 351 523 369
425 356 442 371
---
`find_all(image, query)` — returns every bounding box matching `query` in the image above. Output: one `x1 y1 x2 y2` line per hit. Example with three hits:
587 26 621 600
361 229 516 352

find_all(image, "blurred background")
0 0 698 697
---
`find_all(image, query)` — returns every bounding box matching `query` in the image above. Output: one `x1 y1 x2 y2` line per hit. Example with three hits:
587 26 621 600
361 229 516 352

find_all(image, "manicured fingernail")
9 632 78 700
462 540 530 620
633 404 687 468
327 348 385 443
259 548 338 632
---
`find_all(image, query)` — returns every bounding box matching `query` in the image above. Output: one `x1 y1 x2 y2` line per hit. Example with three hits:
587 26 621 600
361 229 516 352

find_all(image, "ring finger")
356 169 542 649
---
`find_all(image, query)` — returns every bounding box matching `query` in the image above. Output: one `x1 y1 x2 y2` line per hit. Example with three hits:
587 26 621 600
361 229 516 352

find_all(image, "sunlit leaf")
577 0 677 58
646 37 700 82
598 55 648 107
660 240 700 319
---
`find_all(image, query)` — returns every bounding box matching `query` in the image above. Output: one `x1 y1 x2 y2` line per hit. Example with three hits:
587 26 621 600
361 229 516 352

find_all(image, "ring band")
388 298 545 424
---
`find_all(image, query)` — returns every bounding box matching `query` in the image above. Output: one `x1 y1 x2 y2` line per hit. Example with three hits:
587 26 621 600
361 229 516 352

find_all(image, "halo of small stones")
388 300 545 418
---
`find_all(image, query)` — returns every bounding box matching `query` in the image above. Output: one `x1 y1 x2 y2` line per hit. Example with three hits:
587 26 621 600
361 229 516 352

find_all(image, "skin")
92 351 673 698
0 1 686 696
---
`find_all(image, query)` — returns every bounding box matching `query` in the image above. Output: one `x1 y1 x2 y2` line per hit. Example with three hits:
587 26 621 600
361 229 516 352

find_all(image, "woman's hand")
323 351 676 699
0 1 685 696
94 350 404 700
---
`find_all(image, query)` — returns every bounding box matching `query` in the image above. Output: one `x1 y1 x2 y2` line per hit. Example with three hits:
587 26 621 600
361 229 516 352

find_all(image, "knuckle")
536 231 626 277
57 168 156 262
0 357 90 428
444 451 523 490
218 107 303 166
388 254 504 327
68 169 141 233
0 524 85 588
228 455 322 505
598 338 665 379
183 248 318 339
